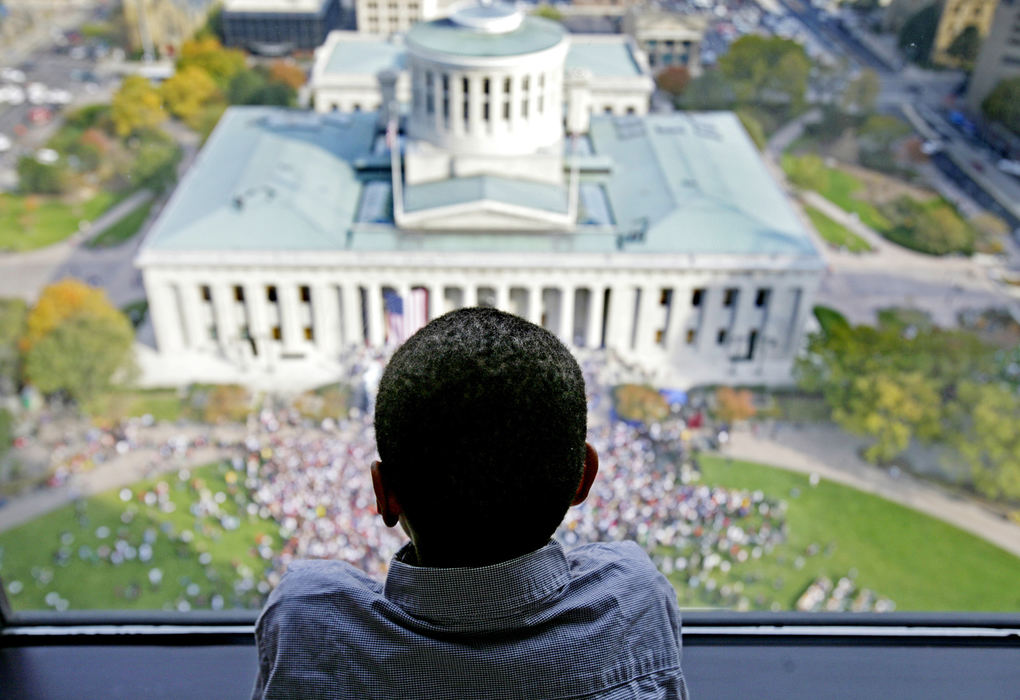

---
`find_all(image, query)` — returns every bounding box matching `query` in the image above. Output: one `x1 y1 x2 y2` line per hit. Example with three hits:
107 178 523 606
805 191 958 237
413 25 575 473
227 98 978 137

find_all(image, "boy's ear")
571 442 599 506
371 460 402 527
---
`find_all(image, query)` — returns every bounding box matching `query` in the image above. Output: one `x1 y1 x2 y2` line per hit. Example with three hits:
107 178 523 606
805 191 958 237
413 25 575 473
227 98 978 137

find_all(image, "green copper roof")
139 107 819 263
324 38 406 75
404 175 568 214
565 39 643 78
406 15 566 58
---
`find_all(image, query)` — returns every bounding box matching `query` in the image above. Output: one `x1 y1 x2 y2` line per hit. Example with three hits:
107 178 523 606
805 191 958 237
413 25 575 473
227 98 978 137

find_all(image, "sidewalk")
723 422 1020 558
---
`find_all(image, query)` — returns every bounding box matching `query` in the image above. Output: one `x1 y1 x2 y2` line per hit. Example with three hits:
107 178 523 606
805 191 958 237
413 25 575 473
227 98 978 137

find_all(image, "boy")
253 307 688 699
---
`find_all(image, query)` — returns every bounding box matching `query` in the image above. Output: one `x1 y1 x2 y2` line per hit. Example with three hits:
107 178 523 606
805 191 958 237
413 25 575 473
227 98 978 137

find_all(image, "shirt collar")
384 540 570 624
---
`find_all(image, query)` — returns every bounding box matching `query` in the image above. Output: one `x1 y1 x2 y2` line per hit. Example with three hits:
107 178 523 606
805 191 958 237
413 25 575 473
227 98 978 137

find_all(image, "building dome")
405 1 569 155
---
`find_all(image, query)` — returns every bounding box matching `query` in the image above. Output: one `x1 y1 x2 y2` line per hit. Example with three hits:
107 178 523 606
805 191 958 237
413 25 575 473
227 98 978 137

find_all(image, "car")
0 67 26 83
36 148 59 164
0 134 11 152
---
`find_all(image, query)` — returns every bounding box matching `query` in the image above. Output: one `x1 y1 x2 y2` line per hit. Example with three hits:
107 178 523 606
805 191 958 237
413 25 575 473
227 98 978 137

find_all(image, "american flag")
383 288 429 345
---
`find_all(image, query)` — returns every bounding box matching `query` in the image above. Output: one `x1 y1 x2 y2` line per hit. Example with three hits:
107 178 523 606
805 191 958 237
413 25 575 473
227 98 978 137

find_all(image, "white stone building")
135 2 823 391
354 0 457 34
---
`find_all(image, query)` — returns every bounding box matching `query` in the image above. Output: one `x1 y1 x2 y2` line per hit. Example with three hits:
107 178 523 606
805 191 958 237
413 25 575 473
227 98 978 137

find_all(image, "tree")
160 65 220 128
953 382 1020 501
783 153 828 191
128 130 182 192
178 37 246 88
714 386 756 423
0 298 26 394
227 68 296 107
717 35 810 113
676 70 736 110
981 77 1020 137
532 4 562 21
268 60 306 91
946 24 981 65
16 157 69 195
656 66 692 97
24 312 136 403
111 75 166 138
839 68 880 115
20 279 128 353
898 3 940 64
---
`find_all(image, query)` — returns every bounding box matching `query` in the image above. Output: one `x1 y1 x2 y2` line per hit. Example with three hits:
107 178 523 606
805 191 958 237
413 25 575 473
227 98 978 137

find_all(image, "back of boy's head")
374 306 587 566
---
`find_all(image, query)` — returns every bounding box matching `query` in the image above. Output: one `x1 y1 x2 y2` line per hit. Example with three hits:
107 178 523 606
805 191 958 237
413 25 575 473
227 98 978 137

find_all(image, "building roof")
139 106 820 263
565 37 644 78
406 14 566 58
323 35 406 75
404 175 569 214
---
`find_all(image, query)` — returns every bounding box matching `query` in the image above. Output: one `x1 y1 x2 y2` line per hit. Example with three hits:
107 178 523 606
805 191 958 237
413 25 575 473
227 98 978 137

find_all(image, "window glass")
2 0 1020 619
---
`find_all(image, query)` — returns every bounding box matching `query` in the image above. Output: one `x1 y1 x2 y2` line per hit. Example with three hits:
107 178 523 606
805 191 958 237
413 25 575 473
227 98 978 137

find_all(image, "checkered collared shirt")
253 539 689 699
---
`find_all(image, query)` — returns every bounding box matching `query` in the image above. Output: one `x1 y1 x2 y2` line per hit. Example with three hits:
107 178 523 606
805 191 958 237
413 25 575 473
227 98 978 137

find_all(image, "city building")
135 2 823 390
222 0 343 54
931 0 999 66
965 0 1020 112
622 7 708 75
354 0 458 34
122 0 216 57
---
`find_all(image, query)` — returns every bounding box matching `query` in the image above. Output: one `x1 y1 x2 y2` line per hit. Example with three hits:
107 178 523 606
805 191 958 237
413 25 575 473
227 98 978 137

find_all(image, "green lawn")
804 204 872 253
87 198 154 248
673 456 1020 611
0 462 276 611
0 190 124 252
84 386 184 425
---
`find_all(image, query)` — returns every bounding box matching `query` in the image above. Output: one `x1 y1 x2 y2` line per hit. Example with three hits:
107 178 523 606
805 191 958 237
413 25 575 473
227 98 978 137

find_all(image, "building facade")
354 0 458 34
621 8 708 75
965 0 1020 112
135 3 823 391
931 0 999 66
122 0 215 57
222 0 343 53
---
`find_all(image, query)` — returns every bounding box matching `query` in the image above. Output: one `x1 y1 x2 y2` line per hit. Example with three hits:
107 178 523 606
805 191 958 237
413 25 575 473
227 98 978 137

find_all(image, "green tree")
981 77 1020 137
178 37 246 88
16 157 69 195
676 70 736 110
532 4 562 21
0 407 12 460
839 68 881 114
161 65 220 128
24 312 136 404
111 75 166 138
717 35 810 113
128 130 182 193
227 68 296 107
0 298 27 394
946 24 981 65
898 3 940 64
953 382 1020 501
783 153 828 190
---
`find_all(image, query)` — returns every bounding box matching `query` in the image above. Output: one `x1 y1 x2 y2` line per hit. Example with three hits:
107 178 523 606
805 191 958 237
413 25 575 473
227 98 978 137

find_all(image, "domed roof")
407 2 566 58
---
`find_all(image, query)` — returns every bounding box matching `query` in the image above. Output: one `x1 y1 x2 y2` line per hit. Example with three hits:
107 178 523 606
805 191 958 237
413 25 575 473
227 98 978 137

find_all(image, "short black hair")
374 307 588 566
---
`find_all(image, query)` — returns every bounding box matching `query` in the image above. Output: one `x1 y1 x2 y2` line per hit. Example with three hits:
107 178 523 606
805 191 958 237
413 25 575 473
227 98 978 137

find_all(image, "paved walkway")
723 422 1020 558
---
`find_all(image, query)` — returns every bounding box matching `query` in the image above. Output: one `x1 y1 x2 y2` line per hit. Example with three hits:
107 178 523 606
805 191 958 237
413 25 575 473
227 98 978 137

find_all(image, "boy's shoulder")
257 559 382 628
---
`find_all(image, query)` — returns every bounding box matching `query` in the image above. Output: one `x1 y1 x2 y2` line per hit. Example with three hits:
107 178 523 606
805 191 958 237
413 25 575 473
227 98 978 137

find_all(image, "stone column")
468 74 482 135
146 280 182 353
494 283 509 313
340 282 361 347
312 282 340 355
528 284 543 326
244 281 270 357
561 285 575 347
211 283 237 353
452 72 465 137
365 282 384 346
666 286 692 354
634 284 661 357
181 283 207 351
279 284 303 352
423 283 440 321
606 284 633 352
697 286 724 354
586 286 604 350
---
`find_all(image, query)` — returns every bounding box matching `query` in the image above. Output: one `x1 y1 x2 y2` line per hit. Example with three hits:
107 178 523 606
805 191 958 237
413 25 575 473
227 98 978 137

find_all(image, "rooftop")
406 14 566 58
138 106 820 262
565 36 644 78
323 35 406 75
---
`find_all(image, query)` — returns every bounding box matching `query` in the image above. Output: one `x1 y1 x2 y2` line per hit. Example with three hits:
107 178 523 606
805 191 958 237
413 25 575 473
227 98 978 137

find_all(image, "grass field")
0 191 122 252
87 198 154 249
0 462 277 611
803 204 872 253
678 456 1020 611
3 456 1019 612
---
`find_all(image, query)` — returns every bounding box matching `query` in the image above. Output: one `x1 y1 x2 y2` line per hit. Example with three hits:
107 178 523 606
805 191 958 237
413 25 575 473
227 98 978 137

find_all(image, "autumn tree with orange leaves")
20 279 136 403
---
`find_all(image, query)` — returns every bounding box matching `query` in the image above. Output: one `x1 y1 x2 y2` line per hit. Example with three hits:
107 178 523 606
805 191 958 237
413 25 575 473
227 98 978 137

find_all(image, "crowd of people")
6 346 808 612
